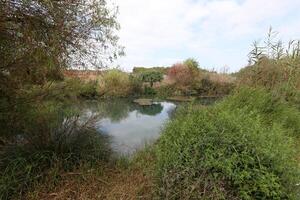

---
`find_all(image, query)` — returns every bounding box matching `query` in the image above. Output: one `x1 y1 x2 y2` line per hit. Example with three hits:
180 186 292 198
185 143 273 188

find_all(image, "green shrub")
129 75 143 95
221 87 300 137
77 80 98 98
156 91 300 199
140 71 163 87
183 58 199 70
143 86 157 96
62 78 99 99
101 69 131 97
236 29 300 107
156 84 176 98
195 76 234 96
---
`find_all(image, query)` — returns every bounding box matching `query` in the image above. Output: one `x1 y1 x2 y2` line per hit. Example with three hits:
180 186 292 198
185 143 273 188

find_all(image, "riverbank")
26 165 153 199
25 148 156 200
23 87 300 199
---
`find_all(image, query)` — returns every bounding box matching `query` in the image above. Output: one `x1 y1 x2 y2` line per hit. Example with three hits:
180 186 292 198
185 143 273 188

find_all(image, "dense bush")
195 75 235 96
63 78 99 99
221 87 300 137
143 86 157 96
166 59 235 96
155 89 300 199
100 69 132 97
76 80 99 98
237 58 300 94
236 29 300 108
167 63 199 95
140 71 163 87
156 84 176 98
183 58 200 70
129 75 143 95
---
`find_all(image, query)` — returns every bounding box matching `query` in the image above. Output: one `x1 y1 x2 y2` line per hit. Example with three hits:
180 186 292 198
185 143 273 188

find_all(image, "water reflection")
135 103 163 116
81 99 176 155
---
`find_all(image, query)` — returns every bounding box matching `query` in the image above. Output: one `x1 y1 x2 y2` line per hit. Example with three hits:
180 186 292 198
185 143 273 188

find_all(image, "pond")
81 97 219 156
81 99 177 155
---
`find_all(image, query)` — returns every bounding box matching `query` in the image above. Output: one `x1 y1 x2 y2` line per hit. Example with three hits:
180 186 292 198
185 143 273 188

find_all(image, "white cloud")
113 0 300 72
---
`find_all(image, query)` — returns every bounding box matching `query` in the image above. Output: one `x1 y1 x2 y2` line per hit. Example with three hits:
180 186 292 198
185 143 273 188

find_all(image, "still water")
82 99 177 155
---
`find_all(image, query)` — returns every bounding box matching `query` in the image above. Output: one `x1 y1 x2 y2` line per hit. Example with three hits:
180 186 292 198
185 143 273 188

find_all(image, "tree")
168 64 194 85
167 63 200 95
0 0 123 136
140 71 163 87
0 0 123 87
183 58 199 70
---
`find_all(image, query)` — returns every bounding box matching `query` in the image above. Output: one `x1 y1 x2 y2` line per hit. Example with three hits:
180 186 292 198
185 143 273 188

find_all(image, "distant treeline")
132 67 170 74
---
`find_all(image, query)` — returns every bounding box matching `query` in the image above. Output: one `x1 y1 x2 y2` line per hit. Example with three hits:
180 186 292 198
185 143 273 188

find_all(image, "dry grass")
207 72 236 84
167 96 195 102
64 70 103 81
25 165 155 200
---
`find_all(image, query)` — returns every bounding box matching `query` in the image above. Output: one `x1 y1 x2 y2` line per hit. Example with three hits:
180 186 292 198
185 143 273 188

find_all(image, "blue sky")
113 0 300 72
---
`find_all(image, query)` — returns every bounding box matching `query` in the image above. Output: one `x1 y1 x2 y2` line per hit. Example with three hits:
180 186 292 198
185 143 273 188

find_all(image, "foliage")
237 58 300 90
0 0 123 99
143 86 157 96
0 1 124 199
248 27 300 64
140 71 163 87
237 28 300 108
164 61 235 96
64 78 99 99
221 87 300 137
101 69 132 97
156 91 300 199
195 74 235 96
156 85 176 98
133 67 169 75
183 58 199 69
0 78 100 138
129 74 143 95
76 81 99 99
0 0 123 137
0 110 111 199
167 63 199 95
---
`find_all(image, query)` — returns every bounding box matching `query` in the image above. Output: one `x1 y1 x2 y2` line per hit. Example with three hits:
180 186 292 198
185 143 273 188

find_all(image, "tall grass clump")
237 28 300 108
64 78 99 99
155 91 300 199
0 105 110 199
99 69 132 97
221 87 300 137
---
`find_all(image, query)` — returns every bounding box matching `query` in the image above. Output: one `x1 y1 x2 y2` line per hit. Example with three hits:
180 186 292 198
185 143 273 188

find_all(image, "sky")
113 0 300 72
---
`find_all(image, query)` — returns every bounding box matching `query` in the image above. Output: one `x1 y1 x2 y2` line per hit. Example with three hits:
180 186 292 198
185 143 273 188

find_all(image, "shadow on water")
135 103 163 116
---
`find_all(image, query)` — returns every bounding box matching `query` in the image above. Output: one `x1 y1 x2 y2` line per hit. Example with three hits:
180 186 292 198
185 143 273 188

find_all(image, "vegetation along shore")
1 0 300 199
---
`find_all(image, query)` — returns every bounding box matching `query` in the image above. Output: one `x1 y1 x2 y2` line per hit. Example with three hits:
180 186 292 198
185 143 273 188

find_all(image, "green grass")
221 87 300 137
155 88 300 199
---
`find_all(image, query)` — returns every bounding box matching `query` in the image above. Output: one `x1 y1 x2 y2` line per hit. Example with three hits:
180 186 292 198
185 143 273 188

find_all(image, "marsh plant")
248 27 300 64
0 112 111 199
236 28 300 108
